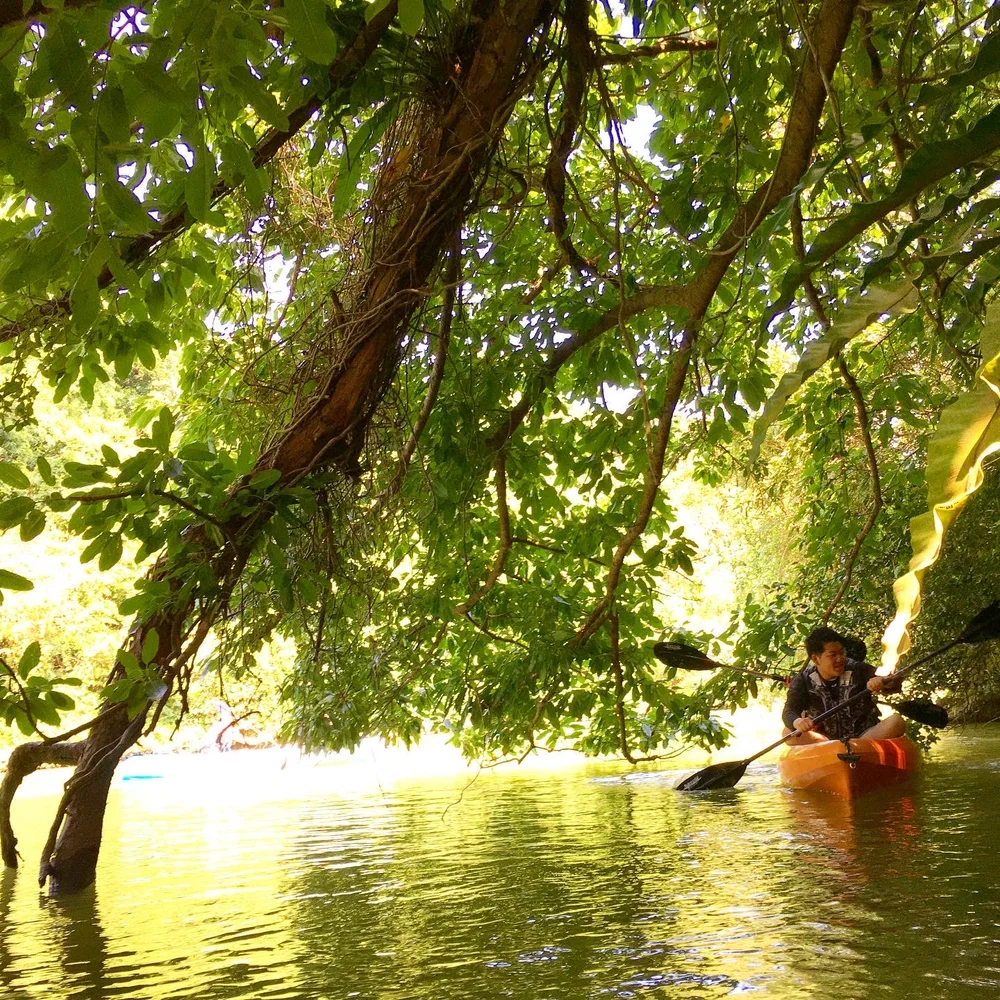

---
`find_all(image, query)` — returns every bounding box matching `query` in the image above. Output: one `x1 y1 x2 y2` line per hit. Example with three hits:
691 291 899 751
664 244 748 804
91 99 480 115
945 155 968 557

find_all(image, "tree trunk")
31 0 550 895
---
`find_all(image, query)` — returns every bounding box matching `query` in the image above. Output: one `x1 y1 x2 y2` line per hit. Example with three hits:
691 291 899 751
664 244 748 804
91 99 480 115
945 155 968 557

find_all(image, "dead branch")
1 741 84 869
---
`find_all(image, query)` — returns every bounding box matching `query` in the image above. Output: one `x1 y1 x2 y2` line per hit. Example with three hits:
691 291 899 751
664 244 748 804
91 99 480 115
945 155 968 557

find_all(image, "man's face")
811 641 847 681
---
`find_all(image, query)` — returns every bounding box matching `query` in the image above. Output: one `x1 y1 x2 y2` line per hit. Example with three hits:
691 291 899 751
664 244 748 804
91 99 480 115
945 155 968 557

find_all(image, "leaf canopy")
1 0 1000 763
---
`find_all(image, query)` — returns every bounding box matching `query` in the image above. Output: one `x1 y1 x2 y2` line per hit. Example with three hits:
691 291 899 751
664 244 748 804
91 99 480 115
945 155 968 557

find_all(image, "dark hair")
842 636 867 662
805 626 845 658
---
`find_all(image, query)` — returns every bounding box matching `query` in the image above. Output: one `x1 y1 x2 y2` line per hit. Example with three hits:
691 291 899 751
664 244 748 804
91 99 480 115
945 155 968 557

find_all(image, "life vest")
801 661 881 741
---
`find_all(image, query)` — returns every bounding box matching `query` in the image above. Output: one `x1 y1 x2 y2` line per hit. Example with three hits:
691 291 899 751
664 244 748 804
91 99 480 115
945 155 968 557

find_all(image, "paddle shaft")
740 634 965 766
720 664 787 682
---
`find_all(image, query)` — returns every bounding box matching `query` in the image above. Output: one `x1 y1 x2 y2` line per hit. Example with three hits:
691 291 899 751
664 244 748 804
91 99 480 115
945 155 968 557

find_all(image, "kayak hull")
778 736 919 798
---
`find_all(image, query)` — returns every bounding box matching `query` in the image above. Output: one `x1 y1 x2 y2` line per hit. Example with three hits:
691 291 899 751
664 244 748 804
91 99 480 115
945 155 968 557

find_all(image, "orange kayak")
777 736 919 798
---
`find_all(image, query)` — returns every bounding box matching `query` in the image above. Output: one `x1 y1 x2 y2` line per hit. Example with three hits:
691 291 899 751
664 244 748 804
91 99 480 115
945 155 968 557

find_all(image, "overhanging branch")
0 1 400 345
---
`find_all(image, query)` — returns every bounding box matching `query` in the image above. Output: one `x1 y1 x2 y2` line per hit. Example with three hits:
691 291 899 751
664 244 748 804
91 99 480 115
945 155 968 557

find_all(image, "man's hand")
792 712 814 733
867 672 902 694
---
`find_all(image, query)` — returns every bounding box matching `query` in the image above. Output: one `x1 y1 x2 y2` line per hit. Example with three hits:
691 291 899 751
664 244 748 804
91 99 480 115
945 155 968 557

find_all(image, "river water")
1 729 999 1000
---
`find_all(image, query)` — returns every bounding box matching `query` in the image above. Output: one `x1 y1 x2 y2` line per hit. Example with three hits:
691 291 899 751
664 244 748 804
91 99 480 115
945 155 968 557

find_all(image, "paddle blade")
676 759 748 791
959 601 1000 644
654 641 717 671
896 699 949 729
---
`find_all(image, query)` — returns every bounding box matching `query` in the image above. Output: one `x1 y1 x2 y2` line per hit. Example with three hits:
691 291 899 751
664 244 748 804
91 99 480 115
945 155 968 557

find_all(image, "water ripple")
2 733 999 999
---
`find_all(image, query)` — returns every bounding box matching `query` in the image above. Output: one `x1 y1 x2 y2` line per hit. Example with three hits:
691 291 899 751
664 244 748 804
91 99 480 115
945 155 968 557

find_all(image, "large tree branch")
258 0 550 480
597 35 717 63
542 0 595 274
685 0 860 317
550 0 858 644
488 0 859 458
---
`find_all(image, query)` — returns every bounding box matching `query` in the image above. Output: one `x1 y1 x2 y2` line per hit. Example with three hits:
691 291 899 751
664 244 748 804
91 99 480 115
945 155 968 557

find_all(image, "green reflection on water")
2 732 999 1000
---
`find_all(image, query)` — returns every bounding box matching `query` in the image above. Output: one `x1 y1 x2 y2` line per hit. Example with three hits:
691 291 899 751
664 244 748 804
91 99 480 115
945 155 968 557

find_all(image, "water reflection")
1 735 999 999
43 891 107 1000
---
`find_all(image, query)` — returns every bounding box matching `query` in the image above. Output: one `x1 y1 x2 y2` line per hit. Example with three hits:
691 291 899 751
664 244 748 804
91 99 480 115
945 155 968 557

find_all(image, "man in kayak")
782 626 904 744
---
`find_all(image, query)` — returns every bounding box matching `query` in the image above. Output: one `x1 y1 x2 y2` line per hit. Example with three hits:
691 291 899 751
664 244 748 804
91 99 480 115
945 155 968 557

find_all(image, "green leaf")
99 533 123 571
220 138 265 208
398 0 424 34
230 69 290 131
102 175 154 234
0 496 35 530
178 442 216 462
0 568 33 592
0 460 30 489
284 0 340 63
749 281 920 463
249 468 282 490
29 694 61 727
141 628 159 665
79 534 106 564
184 135 214 222
69 237 112 333
117 649 142 680
97 84 131 145
14 707 35 735
19 508 46 541
102 677 134 702
126 682 149 719
49 690 75 711
17 641 40 679
35 455 55 486
151 406 176 452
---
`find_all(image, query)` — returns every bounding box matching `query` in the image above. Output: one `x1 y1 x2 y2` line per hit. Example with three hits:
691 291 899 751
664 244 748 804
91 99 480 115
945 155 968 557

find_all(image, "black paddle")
673 600 1000 791
653 641 948 729
653 641 790 683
